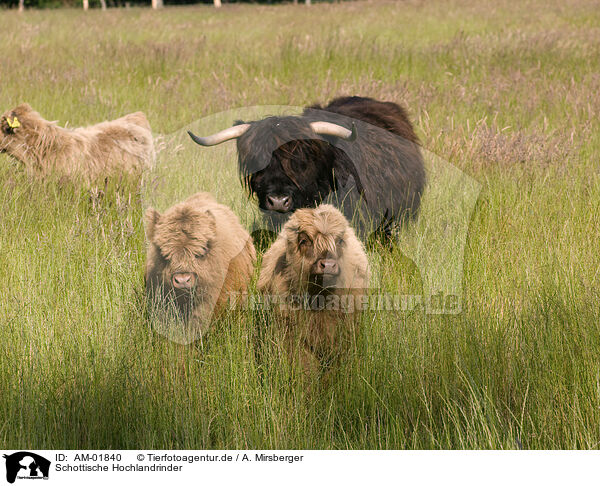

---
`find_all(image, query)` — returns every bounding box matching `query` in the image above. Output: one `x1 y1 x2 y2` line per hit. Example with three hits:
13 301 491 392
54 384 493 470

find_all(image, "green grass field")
1 0 599 449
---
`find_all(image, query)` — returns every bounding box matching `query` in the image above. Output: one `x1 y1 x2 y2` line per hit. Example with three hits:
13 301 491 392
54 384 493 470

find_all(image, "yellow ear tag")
7 117 20 129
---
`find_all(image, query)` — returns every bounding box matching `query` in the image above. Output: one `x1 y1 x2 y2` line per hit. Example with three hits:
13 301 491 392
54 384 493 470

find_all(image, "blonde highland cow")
145 192 256 337
0 103 154 182
258 204 369 371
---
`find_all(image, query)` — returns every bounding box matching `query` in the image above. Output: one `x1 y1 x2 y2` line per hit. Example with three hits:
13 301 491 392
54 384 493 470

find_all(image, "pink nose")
172 272 196 289
266 195 292 212
316 258 339 275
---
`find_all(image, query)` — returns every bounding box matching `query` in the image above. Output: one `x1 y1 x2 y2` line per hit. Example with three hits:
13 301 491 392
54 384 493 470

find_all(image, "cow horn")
310 121 357 141
187 124 251 146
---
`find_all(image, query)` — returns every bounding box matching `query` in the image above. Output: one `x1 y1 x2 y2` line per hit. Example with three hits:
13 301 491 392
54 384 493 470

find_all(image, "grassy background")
1 0 599 449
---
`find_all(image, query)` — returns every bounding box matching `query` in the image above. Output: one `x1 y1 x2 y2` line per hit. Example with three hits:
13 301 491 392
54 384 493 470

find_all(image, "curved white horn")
310 121 357 141
188 124 251 146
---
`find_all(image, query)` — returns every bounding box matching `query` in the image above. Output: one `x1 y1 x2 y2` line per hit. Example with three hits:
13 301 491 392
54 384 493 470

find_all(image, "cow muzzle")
265 195 292 213
312 258 340 276
172 272 197 290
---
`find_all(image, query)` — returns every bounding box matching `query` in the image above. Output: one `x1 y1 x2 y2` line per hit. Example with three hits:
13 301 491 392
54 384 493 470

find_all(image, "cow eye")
298 235 312 249
195 246 209 259
336 238 345 247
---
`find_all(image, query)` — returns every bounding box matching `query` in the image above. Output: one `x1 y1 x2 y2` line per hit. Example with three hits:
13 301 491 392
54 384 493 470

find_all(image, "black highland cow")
188 96 426 242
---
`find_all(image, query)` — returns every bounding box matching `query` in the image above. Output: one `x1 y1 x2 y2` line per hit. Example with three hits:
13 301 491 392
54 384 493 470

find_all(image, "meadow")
1 0 599 449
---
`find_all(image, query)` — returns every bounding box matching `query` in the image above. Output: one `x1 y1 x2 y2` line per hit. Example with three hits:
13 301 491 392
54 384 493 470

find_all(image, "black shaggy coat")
236 96 426 239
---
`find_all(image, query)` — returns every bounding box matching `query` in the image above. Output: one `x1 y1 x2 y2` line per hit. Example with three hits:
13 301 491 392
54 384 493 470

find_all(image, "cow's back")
118 111 152 132
306 96 419 144
85 111 154 174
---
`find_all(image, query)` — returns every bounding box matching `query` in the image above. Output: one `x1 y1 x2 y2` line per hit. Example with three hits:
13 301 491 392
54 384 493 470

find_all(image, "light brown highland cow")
0 103 154 182
258 204 369 371
145 192 256 337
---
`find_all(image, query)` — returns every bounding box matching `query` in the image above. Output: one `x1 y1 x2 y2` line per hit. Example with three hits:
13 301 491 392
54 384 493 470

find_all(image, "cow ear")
1 112 20 134
144 208 161 240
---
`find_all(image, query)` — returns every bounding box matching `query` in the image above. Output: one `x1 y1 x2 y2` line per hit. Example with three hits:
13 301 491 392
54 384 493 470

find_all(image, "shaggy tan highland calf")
145 192 256 337
0 103 154 182
258 204 369 371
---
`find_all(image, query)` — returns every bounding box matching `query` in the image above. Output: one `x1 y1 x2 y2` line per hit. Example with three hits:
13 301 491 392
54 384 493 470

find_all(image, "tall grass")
1 0 599 449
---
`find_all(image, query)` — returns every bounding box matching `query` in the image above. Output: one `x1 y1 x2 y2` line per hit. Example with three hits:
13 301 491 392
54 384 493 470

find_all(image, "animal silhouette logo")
3 451 51 483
